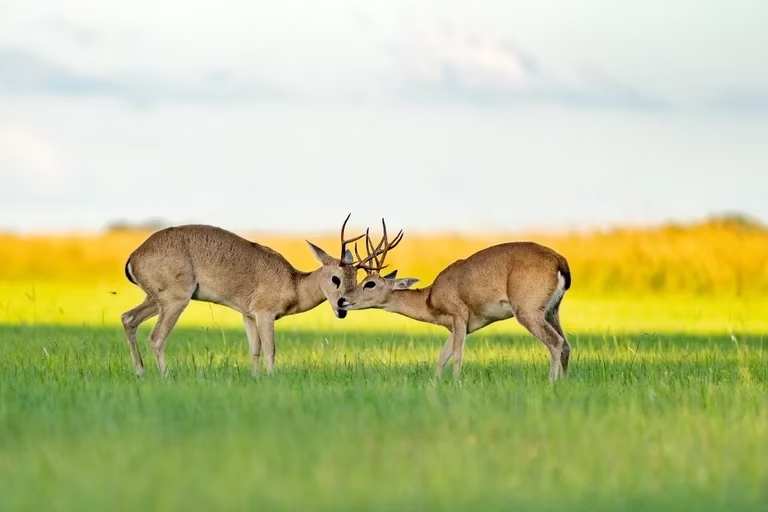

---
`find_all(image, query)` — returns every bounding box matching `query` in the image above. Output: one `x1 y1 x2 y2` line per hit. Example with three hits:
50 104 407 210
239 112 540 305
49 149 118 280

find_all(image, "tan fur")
121 217 365 377
340 238 572 382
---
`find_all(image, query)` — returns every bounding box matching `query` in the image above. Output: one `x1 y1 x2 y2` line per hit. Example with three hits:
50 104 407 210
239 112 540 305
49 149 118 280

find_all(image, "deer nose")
337 298 348 308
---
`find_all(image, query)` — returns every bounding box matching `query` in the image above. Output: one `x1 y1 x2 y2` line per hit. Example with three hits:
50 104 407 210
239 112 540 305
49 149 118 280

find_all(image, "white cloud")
2 0 764 110
389 18 538 91
0 126 66 182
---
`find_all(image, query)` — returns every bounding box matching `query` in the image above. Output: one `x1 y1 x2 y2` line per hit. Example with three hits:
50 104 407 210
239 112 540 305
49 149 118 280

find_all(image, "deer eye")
364 281 376 289
332 276 341 287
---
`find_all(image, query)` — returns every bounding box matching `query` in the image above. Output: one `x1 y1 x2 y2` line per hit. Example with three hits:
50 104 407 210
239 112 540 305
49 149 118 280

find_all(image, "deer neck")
384 287 439 325
293 269 327 314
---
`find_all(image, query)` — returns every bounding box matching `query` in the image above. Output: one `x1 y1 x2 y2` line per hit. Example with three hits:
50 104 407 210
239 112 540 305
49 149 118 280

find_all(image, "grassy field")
1 325 766 511
2 218 767 510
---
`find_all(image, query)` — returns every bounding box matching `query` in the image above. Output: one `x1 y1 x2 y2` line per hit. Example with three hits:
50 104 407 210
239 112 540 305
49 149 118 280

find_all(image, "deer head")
305 213 369 318
336 218 419 312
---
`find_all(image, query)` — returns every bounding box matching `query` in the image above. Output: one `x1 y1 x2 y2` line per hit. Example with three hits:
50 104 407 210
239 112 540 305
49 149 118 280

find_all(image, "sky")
0 0 766 235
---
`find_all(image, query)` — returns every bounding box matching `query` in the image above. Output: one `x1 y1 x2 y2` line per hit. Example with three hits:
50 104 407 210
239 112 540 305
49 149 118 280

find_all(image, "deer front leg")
451 319 468 382
243 314 262 377
435 333 454 379
256 312 277 375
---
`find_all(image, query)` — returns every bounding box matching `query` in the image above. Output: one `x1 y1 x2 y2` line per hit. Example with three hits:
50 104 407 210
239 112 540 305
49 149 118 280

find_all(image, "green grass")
1 324 766 511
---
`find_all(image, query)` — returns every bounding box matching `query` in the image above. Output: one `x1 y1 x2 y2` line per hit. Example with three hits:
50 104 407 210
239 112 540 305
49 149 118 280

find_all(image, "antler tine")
353 228 383 273
353 242 372 275
352 218 404 274
388 229 404 252
376 219 404 269
355 223 385 270
366 227 382 268
351 225 390 273
354 249 390 273
373 218 389 268
340 213 365 262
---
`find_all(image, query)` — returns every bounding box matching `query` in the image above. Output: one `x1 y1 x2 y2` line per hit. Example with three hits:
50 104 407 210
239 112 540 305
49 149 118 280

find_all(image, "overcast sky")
1 0 766 234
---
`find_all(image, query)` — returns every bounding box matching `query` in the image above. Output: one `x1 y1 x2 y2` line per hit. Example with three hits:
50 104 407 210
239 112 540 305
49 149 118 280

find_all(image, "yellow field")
1 215 766 334
1 281 766 335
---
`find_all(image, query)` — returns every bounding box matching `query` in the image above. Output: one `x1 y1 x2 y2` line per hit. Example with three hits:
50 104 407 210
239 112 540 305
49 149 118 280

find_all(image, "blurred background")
1 0 767 333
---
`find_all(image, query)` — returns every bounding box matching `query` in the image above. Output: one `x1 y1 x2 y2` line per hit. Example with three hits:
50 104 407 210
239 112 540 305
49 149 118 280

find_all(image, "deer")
120 214 380 377
337 220 572 382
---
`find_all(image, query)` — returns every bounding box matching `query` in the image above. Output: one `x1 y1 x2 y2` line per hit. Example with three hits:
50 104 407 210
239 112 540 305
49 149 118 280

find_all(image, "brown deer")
338 220 572 381
121 214 379 377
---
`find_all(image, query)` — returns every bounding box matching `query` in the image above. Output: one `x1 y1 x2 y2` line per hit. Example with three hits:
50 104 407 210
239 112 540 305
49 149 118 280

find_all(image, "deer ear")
343 248 355 265
392 277 419 290
382 270 398 280
306 240 334 265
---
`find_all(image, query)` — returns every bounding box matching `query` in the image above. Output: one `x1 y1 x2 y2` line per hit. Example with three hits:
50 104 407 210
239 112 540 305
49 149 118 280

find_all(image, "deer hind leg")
148 289 193 377
242 314 262 377
516 310 565 382
546 307 570 378
121 296 159 375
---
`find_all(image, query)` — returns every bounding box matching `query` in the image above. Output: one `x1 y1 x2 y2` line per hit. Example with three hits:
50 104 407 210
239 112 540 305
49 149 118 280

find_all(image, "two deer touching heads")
122 214 572 383
306 215 412 320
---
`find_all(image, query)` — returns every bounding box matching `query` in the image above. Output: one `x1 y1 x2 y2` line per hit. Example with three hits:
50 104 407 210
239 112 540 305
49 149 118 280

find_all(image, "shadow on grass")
1 323 765 385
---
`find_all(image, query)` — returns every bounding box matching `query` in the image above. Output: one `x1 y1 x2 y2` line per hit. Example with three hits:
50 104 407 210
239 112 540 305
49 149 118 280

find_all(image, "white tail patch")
126 261 136 283
545 271 566 314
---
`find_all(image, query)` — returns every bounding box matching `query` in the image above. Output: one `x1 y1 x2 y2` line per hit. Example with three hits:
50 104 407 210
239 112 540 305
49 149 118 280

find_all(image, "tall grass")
1 216 767 296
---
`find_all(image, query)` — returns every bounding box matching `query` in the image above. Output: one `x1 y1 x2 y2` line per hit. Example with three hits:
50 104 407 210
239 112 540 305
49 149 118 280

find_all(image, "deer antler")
353 218 403 274
375 218 403 270
352 227 382 272
340 213 365 264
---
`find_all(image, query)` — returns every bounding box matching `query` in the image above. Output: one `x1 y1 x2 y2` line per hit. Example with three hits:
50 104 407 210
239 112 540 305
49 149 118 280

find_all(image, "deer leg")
545 307 570 379
242 314 262 377
256 312 276 375
435 334 454 379
451 320 468 382
148 295 190 377
121 296 159 375
516 311 565 382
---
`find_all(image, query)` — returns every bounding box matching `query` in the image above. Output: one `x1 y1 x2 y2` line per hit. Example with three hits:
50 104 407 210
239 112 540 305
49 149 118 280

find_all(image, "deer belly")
469 300 514 332
192 284 245 313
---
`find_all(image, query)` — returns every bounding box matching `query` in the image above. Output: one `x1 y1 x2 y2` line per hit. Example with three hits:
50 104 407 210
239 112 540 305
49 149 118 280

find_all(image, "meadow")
1 216 767 511
1 326 766 511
